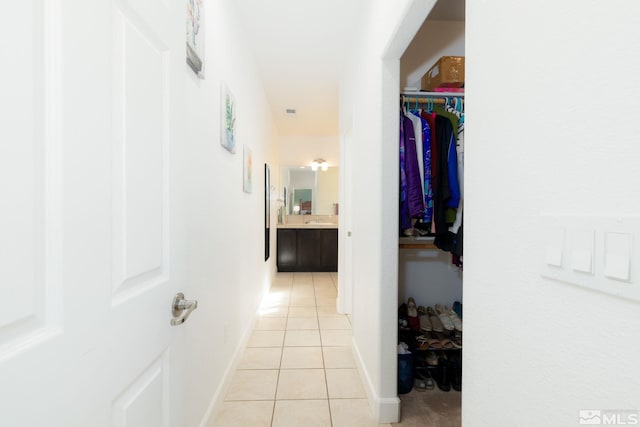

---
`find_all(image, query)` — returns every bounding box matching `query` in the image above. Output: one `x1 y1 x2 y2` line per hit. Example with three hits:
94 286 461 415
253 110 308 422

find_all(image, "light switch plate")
571 230 594 274
604 232 632 281
541 214 640 303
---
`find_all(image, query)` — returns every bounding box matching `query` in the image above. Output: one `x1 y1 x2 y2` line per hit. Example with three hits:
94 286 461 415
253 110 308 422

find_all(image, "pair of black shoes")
431 354 462 392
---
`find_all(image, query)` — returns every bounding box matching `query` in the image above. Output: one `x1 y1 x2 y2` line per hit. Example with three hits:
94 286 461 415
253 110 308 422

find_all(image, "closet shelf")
399 237 437 249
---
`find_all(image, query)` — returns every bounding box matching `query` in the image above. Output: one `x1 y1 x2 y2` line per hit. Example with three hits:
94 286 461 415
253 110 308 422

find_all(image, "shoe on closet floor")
417 306 432 332
444 305 463 331
426 351 438 366
414 368 435 391
426 306 444 332
433 357 451 392
447 354 462 392
435 304 455 331
453 301 462 319
407 298 420 331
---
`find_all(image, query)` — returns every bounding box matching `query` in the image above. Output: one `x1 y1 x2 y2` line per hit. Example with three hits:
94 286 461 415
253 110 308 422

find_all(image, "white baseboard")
198 289 266 427
352 337 401 423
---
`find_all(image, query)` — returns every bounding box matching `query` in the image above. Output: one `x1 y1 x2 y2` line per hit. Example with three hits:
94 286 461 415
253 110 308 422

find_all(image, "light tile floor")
213 272 461 426
213 272 390 427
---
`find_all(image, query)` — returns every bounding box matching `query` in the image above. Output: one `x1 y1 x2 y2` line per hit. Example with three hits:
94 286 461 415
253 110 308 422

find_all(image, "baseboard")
352 337 401 423
198 288 267 427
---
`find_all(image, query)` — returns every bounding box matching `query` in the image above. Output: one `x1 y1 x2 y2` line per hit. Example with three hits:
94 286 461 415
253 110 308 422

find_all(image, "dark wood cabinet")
277 228 338 272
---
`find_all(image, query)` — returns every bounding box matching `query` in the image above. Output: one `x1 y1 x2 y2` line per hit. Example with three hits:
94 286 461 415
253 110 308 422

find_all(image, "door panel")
0 0 63 362
0 0 185 424
112 2 169 303
112 351 170 427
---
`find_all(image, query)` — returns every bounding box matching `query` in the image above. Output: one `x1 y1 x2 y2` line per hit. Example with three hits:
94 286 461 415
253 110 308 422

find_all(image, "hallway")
213 272 389 426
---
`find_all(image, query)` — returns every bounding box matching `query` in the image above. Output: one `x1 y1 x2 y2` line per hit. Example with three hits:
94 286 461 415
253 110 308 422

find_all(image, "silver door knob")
171 292 198 326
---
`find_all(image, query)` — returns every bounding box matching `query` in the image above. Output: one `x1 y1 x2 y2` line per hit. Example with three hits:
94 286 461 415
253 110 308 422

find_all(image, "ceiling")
232 0 465 138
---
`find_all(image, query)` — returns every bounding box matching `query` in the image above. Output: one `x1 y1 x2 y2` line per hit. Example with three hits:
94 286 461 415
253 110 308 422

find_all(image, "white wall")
278 135 339 167
464 1 640 426
339 0 436 422
401 20 465 90
398 250 462 306
181 0 278 424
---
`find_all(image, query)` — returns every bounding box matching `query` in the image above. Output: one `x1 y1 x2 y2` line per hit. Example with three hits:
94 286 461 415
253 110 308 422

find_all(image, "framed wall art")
186 0 204 76
243 145 252 193
220 82 236 153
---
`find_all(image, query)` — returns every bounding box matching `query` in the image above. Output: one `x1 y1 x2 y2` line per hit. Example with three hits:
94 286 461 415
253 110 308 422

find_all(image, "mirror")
280 166 339 216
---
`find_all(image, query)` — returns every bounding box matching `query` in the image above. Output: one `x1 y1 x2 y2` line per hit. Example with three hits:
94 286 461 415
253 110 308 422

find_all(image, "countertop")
277 223 338 229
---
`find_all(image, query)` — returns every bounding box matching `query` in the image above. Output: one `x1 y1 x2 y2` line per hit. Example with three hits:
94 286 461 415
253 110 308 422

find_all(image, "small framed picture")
186 0 204 76
243 145 252 193
220 82 236 153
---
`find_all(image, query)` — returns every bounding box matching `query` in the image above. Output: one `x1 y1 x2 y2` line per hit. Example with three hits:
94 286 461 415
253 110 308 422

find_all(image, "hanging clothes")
399 109 411 231
398 95 464 262
402 112 424 219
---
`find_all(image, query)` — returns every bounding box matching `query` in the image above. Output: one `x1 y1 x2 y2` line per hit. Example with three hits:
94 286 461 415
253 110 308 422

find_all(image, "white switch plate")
541 214 639 303
604 232 632 281
571 230 594 274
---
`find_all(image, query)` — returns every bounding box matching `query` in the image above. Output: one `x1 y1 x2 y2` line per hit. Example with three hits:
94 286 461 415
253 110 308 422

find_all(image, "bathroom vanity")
276 221 338 272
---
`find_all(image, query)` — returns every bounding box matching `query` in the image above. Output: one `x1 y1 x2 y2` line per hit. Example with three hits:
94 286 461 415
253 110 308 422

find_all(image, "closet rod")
403 97 464 105
401 91 464 106
401 91 464 98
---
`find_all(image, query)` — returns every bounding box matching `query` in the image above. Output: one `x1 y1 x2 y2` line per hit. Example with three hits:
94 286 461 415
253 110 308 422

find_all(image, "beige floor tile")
322 346 356 368
284 330 321 347
276 369 327 399
316 305 339 316
267 291 291 301
289 296 317 307
329 399 390 427
325 369 366 398
238 347 282 370
225 370 278 401
290 290 315 300
259 305 288 317
255 317 287 330
213 401 274 427
315 297 337 306
320 330 352 346
288 306 317 317
286 316 319 330
318 315 351 330
247 330 285 347
272 400 331 427
280 347 324 369
315 290 337 299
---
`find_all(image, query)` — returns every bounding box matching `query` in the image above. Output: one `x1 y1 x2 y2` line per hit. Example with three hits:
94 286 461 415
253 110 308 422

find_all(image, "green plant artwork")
220 82 236 153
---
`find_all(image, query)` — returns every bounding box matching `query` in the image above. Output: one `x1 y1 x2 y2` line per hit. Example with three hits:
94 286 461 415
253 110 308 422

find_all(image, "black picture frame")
265 164 270 261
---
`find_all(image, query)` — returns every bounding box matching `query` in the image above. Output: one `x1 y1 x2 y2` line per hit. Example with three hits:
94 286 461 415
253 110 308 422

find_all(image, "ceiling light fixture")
311 158 328 172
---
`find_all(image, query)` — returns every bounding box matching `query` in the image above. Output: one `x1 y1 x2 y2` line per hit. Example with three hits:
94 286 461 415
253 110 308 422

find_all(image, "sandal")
417 306 432 332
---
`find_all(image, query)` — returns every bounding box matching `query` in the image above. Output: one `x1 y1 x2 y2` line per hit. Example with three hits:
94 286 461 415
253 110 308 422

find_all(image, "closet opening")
396 0 464 423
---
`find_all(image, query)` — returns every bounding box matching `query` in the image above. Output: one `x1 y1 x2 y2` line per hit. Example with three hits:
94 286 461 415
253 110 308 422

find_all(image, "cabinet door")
277 229 297 271
321 229 339 271
297 229 322 270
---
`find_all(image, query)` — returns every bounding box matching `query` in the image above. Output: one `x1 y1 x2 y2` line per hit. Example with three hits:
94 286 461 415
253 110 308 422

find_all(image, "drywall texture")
464 1 640 426
278 135 339 167
339 0 436 422
181 1 278 424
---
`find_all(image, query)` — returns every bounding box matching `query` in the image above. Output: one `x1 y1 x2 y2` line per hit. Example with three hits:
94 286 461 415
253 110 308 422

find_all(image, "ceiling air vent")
285 108 296 115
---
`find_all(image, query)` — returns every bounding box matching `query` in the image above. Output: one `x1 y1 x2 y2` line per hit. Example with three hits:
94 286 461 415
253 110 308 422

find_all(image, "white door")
0 0 187 425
